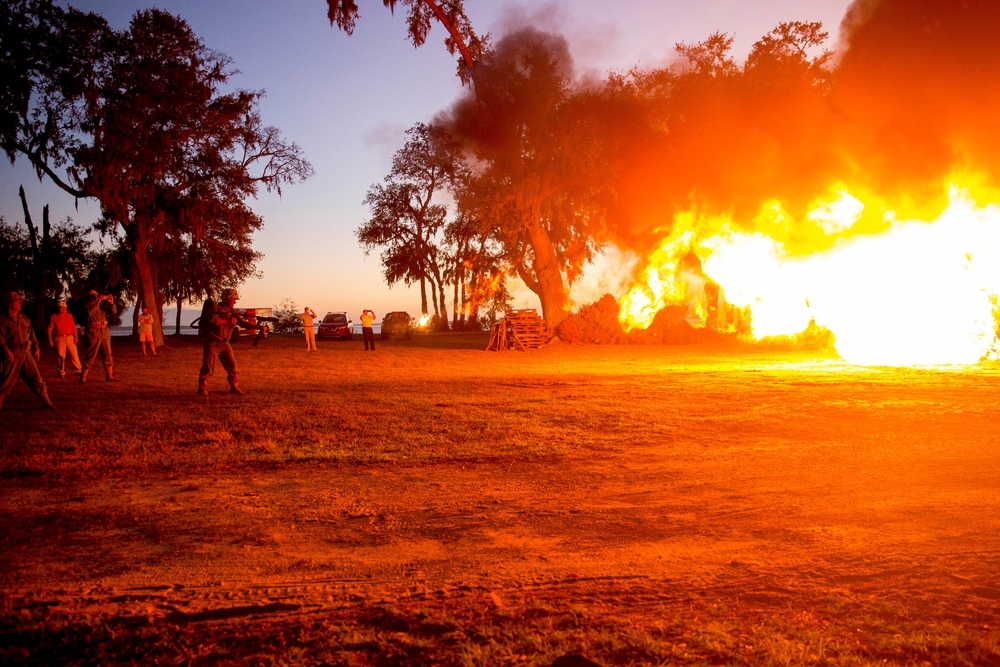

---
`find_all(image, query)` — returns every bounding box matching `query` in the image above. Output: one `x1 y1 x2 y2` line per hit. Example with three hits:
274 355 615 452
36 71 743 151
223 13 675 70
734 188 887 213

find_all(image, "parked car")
317 311 352 340
381 311 414 340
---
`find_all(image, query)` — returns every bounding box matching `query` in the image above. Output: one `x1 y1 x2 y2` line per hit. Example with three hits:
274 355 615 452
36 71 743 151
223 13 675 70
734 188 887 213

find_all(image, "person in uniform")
138 307 156 356
79 289 116 383
47 300 81 378
0 291 55 410
301 306 317 352
360 309 377 351
198 288 250 397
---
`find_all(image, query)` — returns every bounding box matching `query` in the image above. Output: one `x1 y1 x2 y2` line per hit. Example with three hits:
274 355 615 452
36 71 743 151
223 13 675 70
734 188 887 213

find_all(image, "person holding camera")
301 306 317 352
79 289 116 383
360 309 377 351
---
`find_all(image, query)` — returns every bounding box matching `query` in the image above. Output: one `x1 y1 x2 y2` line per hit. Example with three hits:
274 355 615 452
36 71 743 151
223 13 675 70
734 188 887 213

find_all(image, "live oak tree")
82 10 312 348
443 202 510 329
1 2 313 347
448 28 621 333
359 123 458 327
130 194 263 336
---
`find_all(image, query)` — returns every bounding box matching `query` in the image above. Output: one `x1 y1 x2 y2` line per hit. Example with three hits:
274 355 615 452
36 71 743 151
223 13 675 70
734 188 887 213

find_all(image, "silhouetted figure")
198 288 249 397
0 291 55 410
79 290 116 383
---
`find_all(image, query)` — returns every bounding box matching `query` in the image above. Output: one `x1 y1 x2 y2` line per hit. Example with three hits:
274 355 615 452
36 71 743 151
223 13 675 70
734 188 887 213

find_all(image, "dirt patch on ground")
1 344 999 664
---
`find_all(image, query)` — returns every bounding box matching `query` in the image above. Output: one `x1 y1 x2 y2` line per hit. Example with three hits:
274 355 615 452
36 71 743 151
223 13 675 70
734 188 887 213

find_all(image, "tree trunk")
18 187 46 332
175 298 183 335
155 292 167 346
452 257 461 329
430 264 449 330
525 218 568 334
419 275 429 317
437 282 449 330
130 239 165 348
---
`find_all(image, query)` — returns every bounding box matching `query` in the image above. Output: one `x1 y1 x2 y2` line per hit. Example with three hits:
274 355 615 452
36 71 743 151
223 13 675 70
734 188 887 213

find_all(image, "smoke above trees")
360 0 1000 336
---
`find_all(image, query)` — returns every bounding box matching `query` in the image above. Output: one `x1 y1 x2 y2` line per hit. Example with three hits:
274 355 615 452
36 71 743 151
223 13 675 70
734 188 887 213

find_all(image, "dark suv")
381 311 414 340
317 312 352 340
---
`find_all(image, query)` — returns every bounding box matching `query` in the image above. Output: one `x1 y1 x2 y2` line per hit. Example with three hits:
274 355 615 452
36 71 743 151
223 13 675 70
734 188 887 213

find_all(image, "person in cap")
198 288 250 397
79 289 116 383
0 291 55 410
47 300 81 378
138 307 156 356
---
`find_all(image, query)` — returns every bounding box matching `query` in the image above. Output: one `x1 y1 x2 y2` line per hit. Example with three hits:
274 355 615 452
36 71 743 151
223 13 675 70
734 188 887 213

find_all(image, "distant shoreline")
109 325 377 336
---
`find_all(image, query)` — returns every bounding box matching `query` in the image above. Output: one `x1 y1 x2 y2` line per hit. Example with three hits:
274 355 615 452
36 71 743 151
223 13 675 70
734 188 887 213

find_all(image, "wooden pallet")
486 309 548 351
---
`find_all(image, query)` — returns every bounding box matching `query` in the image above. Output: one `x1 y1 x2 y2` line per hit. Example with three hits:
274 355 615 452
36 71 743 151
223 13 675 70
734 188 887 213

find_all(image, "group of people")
0 288 120 411
2 287 384 409
299 306 377 351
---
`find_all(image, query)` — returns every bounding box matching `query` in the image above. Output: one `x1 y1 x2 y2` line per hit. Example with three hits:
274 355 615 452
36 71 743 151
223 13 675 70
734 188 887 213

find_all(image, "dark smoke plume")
435 2 1000 266
834 0 1000 207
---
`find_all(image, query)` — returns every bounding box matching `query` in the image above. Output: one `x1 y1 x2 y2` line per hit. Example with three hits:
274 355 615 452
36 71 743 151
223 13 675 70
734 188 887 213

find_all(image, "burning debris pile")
558 293 835 351
442 1 1000 364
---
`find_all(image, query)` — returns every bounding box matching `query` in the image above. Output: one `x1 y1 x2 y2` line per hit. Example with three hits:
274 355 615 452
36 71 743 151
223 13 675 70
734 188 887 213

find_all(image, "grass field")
1 332 999 666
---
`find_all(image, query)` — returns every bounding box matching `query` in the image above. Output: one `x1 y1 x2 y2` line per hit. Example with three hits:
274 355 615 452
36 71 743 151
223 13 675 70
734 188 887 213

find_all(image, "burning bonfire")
562 1 1000 367
600 184 1000 366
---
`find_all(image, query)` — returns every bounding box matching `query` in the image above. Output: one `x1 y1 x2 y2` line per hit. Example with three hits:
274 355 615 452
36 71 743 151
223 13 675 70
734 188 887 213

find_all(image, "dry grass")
1 333 999 666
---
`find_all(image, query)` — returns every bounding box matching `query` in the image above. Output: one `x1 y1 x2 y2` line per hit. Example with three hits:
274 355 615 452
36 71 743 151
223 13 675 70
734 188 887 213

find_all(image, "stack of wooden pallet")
486 309 548 351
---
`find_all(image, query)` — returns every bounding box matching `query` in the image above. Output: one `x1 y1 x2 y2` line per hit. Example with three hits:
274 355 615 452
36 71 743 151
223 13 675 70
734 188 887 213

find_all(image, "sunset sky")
1 0 853 321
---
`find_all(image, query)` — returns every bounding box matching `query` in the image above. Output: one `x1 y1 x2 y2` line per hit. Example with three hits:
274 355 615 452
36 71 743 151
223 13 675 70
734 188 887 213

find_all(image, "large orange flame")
619 182 1000 365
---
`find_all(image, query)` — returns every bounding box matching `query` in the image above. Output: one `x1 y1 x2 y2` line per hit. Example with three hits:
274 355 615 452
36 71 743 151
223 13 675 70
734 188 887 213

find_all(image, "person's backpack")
198 297 215 340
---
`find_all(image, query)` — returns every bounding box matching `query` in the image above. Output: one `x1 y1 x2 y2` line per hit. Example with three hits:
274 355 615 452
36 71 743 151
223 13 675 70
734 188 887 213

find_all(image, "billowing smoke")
610 0 1000 254
438 27 575 153
833 0 1000 207
433 2 1000 327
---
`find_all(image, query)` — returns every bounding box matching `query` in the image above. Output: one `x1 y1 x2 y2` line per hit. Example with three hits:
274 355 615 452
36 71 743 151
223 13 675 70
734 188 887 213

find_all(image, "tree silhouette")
359 123 460 326
1 187 95 332
1 3 313 347
326 0 486 84
448 29 621 333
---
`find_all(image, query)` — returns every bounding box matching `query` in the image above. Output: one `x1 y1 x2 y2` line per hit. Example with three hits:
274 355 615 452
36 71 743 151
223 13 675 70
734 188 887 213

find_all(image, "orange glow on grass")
619 180 1000 365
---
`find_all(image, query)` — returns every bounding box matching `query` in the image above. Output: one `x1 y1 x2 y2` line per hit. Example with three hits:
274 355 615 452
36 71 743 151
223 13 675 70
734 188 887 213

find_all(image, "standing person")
198 288 249 397
47 300 81 378
138 307 156 356
0 291 55 410
79 289 116 383
301 306 317 352
360 309 377 351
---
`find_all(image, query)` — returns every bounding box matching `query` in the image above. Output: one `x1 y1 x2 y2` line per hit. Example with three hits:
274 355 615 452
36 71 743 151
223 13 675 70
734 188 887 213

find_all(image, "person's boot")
228 375 245 395
198 378 209 398
106 368 115 382
38 389 55 410
79 369 88 384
